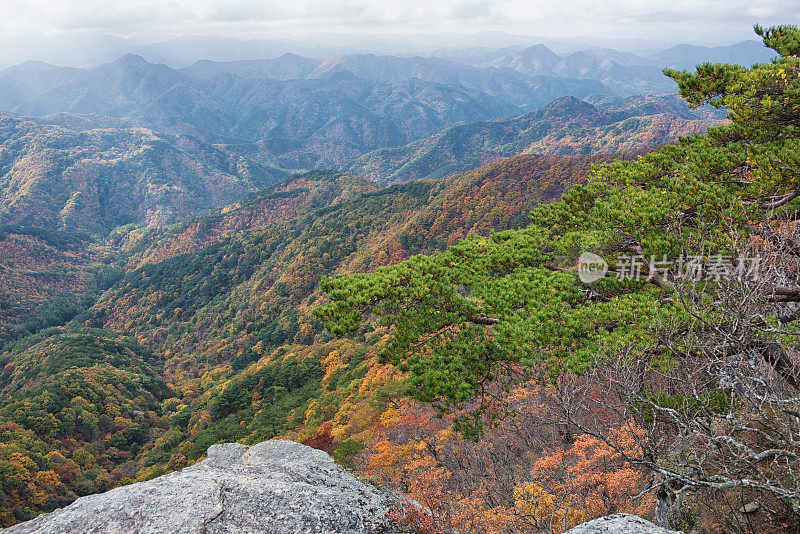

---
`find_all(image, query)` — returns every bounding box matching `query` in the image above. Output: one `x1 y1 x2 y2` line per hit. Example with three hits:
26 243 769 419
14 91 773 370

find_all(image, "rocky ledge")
565 514 682 534
2 440 400 534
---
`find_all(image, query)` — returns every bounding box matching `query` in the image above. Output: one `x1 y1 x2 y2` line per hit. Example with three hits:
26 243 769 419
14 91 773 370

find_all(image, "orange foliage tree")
514 426 654 534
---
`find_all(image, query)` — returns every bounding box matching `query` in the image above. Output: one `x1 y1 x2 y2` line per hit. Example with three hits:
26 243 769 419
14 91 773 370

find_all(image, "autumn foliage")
346 387 652 534
514 426 654 533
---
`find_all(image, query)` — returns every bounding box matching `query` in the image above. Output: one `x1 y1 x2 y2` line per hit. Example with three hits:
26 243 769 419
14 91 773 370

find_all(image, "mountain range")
0 92 726 237
346 94 727 184
0 39 771 180
0 55 527 169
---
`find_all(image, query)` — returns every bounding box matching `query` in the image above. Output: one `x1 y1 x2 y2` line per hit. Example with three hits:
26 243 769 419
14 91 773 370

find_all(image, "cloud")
0 0 798 41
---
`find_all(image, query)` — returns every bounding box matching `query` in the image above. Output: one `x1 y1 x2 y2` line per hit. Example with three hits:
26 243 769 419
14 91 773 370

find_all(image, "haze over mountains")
0 31 776 70
0 38 769 194
0 39 776 128
0 55 527 169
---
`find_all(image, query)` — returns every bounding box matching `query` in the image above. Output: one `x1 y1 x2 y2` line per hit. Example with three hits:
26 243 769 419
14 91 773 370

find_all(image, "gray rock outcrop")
565 514 683 534
3 440 400 534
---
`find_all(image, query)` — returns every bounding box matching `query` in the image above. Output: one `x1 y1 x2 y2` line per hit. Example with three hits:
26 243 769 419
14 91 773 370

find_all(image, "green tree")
317 26 800 407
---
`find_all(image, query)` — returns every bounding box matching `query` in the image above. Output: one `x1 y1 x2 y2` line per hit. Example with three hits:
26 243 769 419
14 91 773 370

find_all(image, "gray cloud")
0 0 797 44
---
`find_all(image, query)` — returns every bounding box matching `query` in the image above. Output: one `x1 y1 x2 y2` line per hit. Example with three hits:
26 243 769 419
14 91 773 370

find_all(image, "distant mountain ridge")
648 40 777 69
0 31 774 70
303 53 609 106
0 41 765 176
0 56 525 169
480 40 776 95
180 53 321 81
347 93 727 185
484 46 673 96
118 170 380 271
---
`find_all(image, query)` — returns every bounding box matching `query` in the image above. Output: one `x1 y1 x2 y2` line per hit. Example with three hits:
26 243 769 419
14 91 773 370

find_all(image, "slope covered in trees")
93 154 632 381
347 93 726 185
115 170 381 270
0 226 106 338
0 117 283 232
317 25 800 533
0 329 169 526
303 53 610 107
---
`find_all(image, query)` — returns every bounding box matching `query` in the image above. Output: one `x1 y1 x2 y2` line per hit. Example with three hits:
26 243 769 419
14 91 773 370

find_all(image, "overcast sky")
1 0 797 42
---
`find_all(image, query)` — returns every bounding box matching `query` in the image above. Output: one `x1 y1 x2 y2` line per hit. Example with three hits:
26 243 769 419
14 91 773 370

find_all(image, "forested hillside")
0 330 169 525
0 226 108 338
0 117 283 232
0 151 637 526
348 93 726 184
93 153 630 382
